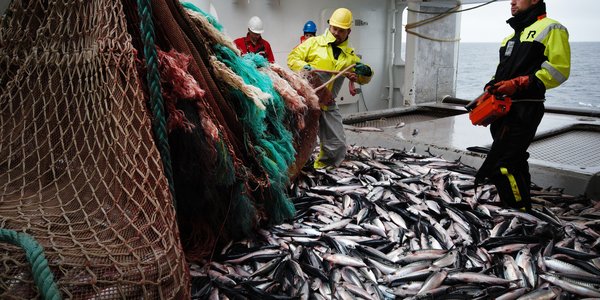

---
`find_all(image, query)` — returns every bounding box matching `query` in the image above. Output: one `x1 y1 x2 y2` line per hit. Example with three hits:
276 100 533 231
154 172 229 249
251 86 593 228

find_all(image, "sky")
459 0 600 42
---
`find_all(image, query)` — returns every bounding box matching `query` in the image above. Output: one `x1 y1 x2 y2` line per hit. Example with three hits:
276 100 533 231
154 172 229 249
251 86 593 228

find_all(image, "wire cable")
404 0 500 42
407 0 500 14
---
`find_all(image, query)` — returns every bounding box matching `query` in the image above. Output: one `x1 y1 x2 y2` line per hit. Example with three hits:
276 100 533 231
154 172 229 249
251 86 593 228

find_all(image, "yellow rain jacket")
287 29 372 99
287 29 373 169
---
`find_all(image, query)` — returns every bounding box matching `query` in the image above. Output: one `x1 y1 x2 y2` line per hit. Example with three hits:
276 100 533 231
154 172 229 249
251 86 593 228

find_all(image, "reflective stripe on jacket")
493 9 570 100
503 17 569 89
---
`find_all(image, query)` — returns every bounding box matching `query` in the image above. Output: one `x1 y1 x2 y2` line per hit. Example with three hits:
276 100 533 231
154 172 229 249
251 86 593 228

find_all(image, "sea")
456 42 600 110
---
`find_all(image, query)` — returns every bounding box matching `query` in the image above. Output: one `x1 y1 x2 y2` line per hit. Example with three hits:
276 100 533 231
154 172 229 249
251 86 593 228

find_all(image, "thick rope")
313 63 356 92
0 229 61 300
137 0 177 206
405 5 461 42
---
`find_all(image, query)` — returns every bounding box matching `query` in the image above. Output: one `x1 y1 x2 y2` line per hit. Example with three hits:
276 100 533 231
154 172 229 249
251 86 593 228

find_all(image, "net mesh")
141 0 320 261
0 0 188 298
1 0 322 297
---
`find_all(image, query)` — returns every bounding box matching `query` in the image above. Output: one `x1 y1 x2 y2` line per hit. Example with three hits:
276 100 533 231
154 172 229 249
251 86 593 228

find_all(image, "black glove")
354 63 372 76
484 79 497 92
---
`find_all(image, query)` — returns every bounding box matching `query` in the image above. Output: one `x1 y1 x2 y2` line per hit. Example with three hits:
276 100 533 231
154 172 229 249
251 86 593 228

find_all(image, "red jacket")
234 35 275 63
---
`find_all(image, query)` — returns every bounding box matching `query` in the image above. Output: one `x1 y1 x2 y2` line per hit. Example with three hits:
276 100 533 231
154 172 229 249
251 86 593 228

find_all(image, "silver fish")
515 286 560 300
543 256 598 277
446 272 513 285
539 273 600 297
417 269 447 295
322 253 367 268
515 247 537 288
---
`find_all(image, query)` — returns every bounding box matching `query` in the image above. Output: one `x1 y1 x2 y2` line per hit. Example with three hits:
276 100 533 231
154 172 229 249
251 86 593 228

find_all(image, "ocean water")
456 42 600 109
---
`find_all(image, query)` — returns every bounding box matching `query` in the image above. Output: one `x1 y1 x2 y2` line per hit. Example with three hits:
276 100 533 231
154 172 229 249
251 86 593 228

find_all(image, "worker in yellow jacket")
287 8 373 169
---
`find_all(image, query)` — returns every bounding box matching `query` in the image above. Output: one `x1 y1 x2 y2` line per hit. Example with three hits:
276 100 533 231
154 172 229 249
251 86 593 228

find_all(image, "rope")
404 29 460 43
0 229 61 300
405 5 461 43
313 63 356 92
137 0 177 206
406 0 499 14
404 0 500 42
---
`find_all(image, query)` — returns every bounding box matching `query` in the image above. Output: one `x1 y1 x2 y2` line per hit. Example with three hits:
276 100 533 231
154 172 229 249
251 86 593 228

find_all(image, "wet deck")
344 103 600 197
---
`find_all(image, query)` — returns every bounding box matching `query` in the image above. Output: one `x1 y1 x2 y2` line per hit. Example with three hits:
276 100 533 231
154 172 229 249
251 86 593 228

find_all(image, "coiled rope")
137 0 177 206
0 229 61 300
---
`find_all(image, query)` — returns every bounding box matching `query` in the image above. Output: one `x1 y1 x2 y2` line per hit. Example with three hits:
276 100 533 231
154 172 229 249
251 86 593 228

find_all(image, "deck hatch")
529 129 600 167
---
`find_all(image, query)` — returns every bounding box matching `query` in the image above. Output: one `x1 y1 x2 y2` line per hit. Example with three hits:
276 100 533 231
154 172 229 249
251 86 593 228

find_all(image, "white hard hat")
248 16 264 34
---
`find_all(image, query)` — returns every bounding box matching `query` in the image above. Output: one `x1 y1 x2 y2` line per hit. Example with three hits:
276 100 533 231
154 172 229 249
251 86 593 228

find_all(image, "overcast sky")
459 0 600 42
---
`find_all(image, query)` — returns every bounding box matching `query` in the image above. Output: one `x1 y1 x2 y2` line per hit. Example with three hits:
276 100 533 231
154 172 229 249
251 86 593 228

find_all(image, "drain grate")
529 130 600 167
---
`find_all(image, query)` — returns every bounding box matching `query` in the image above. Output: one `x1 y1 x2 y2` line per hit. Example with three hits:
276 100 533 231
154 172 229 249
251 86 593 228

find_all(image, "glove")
303 64 313 71
354 63 372 76
491 75 530 96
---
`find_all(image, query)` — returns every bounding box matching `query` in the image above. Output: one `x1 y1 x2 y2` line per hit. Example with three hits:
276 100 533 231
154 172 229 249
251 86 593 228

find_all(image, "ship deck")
343 102 600 198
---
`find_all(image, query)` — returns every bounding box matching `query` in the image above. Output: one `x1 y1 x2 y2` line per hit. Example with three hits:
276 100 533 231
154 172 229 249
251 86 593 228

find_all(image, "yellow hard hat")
329 8 353 29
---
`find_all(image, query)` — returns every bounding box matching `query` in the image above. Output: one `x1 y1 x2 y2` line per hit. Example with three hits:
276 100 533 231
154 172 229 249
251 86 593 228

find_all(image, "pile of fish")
190 146 600 299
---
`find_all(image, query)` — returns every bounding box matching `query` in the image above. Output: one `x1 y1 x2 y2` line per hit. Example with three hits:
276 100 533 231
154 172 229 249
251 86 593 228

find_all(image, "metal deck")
346 108 464 128
343 103 600 197
529 129 600 169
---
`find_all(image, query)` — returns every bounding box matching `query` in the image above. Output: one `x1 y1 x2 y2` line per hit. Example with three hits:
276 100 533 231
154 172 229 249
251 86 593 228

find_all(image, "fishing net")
146 1 320 260
1 0 320 297
0 0 185 298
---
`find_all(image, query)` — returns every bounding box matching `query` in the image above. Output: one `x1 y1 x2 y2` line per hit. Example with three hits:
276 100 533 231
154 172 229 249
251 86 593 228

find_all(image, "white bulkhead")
186 0 486 114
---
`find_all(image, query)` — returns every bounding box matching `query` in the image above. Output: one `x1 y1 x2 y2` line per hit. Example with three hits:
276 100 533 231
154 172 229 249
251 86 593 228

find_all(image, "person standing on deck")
234 16 275 63
300 20 317 44
475 0 570 212
287 8 373 169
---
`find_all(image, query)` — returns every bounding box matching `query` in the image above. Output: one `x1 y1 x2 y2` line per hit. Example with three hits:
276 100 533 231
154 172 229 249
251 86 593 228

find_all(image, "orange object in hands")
467 92 512 127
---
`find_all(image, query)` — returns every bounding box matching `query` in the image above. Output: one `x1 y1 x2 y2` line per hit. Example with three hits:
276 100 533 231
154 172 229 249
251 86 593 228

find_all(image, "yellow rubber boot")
313 146 328 169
